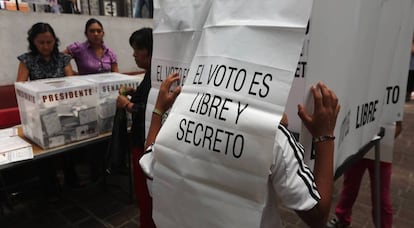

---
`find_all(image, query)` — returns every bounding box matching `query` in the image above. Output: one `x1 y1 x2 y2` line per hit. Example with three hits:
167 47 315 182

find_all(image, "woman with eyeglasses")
64 18 119 75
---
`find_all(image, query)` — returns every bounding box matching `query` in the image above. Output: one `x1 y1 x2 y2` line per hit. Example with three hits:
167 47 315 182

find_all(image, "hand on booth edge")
297 82 340 138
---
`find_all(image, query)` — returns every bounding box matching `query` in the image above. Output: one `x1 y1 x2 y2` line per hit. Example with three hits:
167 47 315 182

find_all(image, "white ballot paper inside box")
149 0 313 227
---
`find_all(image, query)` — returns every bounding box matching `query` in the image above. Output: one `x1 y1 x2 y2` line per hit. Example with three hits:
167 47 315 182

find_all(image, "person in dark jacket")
116 28 155 228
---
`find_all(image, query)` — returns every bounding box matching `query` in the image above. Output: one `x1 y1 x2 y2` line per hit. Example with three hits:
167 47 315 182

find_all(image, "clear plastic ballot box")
80 73 142 133
15 77 99 149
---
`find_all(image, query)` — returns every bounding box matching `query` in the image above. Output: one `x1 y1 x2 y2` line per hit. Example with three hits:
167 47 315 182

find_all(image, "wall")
0 10 152 85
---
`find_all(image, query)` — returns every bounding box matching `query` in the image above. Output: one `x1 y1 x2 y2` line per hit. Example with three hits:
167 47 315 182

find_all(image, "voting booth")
15 77 99 149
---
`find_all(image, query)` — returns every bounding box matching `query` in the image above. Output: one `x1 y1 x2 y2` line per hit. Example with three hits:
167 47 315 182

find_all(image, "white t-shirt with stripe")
260 124 320 227
140 124 320 227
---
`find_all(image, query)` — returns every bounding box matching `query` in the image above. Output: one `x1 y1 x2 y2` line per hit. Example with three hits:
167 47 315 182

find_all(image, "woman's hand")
297 82 340 137
119 86 135 96
116 95 130 109
155 73 181 113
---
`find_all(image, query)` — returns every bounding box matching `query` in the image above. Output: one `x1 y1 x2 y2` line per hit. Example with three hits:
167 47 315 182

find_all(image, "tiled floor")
0 171 139 228
0 151 139 228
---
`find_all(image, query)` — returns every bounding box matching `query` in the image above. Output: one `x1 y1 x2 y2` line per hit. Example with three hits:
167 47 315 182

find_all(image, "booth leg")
374 141 381 228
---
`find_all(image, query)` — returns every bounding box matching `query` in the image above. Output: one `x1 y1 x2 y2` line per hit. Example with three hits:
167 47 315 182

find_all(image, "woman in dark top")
17 22 74 81
116 28 155 228
16 23 78 197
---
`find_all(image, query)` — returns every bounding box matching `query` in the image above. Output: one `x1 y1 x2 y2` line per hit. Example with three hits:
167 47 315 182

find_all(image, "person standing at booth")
115 28 155 228
141 74 340 228
64 18 119 75
327 121 402 228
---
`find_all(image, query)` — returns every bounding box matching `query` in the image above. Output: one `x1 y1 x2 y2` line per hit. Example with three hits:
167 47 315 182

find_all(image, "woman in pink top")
65 18 119 75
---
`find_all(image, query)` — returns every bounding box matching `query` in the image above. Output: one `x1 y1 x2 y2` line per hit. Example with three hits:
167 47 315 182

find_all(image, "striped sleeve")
270 124 320 211
139 144 155 180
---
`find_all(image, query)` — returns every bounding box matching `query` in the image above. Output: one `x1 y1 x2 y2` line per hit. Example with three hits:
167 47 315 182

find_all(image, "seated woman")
17 22 74 81
64 18 118 75
16 22 78 196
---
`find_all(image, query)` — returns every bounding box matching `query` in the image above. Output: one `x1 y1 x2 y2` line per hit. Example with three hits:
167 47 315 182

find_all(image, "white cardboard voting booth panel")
284 0 414 168
15 78 99 149
285 27 309 137
80 73 142 133
303 0 388 169
364 0 414 162
150 0 313 227
146 0 213 138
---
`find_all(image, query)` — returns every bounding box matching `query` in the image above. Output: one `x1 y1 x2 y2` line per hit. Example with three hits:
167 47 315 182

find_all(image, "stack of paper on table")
0 127 18 138
0 134 33 165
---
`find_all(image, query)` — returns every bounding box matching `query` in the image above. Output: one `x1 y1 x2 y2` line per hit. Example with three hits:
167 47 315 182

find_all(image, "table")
0 127 112 171
0 126 133 210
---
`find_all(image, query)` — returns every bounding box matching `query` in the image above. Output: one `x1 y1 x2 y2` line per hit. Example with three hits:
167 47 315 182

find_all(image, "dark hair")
129 28 153 56
27 22 60 56
84 18 103 34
